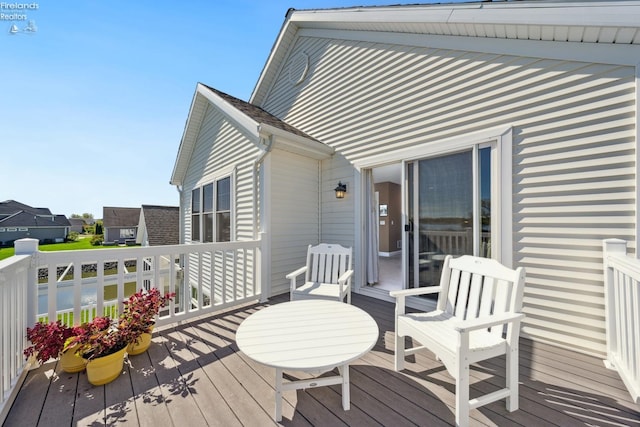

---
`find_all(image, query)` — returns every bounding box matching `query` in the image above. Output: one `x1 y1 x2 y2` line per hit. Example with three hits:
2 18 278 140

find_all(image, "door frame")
354 125 514 305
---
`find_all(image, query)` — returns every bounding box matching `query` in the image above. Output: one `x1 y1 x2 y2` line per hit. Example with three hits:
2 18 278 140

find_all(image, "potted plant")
23 320 86 373
120 288 175 355
65 316 129 385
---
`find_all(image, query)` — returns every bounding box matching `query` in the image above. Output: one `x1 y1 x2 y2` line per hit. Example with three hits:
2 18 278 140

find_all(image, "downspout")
175 185 184 244
253 133 274 239
254 132 274 302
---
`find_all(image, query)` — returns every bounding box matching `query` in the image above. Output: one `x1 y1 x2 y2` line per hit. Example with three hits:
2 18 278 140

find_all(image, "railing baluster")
602 239 640 404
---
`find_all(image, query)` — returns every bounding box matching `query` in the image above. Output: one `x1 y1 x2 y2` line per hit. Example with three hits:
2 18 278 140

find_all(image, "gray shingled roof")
0 200 70 227
200 84 318 142
141 205 179 246
102 207 141 228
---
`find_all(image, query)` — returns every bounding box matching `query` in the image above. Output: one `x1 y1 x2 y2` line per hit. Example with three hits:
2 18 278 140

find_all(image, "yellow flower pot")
59 349 86 373
127 332 152 355
86 346 127 386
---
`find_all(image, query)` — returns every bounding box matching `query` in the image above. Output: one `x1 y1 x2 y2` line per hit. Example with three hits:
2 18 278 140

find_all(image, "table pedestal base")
275 365 350 421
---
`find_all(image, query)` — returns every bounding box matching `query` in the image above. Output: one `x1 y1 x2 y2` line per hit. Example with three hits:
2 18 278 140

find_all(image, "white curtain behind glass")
364 169 379 285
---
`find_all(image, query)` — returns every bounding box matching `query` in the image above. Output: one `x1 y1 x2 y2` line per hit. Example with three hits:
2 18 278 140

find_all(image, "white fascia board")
250 12 297 104
299 27 640 66
196 84 261 139
290 2 640 28
170 85 203 186
258 123 334 160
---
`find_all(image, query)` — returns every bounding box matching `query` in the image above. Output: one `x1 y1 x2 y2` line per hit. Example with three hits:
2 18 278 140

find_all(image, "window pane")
191 214 200 241
217 177 230 211
479 147 491 257
191 189 200 213
203 183 213 212
418 150 472 287
119 228 135 238
203 213 214 242
217 212 230 242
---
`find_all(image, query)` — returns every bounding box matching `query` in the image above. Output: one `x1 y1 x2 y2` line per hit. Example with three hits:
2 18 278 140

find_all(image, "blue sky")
1 0 465 219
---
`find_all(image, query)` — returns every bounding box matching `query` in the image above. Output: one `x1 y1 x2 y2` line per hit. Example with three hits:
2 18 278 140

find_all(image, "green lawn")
0 237 118 261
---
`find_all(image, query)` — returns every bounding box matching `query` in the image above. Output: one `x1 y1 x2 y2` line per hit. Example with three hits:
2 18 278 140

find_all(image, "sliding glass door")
406 146 492 289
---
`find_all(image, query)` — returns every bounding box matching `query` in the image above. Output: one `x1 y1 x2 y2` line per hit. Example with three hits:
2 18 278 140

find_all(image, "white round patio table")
236 299 379 421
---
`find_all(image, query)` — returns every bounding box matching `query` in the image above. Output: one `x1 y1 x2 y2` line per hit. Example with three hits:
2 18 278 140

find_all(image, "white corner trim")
635 62 640 258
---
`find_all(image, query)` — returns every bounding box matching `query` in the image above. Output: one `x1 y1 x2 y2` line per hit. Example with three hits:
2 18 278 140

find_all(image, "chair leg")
394 333 405 371
455 360 470 427
275 368 283 422
506 346 519 412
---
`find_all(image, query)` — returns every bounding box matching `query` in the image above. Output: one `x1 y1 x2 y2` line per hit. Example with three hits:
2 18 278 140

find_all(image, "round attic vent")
288 52 309 86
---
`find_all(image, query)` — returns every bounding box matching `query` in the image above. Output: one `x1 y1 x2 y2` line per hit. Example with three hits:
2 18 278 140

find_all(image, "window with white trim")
191 173 233 242
120 228 135 239
191 187 201 241
216 177 231 242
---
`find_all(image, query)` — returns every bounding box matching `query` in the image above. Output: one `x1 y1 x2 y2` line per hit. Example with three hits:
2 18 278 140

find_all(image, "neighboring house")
102 207 141 244
136 205 179 246
0 200 71 246
68 218 85 234
170 2 640 358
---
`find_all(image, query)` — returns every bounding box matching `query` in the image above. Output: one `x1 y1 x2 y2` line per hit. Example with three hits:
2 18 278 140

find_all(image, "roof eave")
171 84 261 187
250 1 640 106
259 123 334 160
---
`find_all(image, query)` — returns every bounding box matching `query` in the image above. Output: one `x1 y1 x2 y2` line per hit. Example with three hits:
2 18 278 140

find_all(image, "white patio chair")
286 243 353 303
391 255 526 427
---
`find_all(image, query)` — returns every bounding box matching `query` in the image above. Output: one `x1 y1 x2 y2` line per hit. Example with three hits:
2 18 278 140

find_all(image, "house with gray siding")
102 206 141 244
171 1 640 358
0 200 70 246
68 218 85 234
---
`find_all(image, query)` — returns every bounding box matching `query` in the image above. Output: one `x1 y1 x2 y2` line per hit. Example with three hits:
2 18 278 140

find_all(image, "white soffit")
288 2 640 34
251 1 640 105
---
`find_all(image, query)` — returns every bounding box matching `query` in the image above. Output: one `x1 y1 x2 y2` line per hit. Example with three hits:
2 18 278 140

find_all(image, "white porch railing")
0 235 266 424
0 254 30 423
602 239 640 404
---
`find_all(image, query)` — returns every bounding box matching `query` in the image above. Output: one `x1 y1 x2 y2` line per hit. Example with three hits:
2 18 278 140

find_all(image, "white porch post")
602 238 626 369
259 231 269 302
14 238 39 325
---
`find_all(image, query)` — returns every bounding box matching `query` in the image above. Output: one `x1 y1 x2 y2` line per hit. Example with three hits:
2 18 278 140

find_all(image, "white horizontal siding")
182 104 262 295
320 155 355 248
260 35 636 356
269 149 321 296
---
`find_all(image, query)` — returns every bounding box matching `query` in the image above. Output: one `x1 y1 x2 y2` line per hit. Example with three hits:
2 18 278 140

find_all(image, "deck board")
3 293 639 427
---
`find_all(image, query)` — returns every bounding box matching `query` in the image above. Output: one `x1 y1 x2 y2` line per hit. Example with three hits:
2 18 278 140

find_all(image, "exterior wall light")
334 182 347 199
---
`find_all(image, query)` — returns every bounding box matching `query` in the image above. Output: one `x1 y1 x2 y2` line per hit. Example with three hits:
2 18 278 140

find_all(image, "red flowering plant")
118 288 175 345
64 316 128 360
24 320 79 364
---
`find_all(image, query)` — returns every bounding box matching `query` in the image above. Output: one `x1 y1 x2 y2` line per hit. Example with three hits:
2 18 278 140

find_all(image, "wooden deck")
4 294 639 427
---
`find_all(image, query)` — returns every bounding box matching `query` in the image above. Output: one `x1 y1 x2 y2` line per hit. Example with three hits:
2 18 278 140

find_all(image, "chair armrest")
453 312 525 333
389 286 442 298
337 269 353 285
391 286 443 316
285 266 307 280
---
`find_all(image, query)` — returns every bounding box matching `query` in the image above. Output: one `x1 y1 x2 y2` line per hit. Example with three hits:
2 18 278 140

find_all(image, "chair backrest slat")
440 255 525 335
466 273 484 320
453 270 471 318
478 277 496 318
307 243 352 284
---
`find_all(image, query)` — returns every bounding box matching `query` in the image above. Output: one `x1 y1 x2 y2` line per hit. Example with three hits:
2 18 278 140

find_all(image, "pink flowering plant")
24 320 79 364
64 316 129 360
119 288 175 345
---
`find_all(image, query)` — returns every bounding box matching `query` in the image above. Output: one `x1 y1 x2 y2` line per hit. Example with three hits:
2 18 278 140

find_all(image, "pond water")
37 285 99 314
